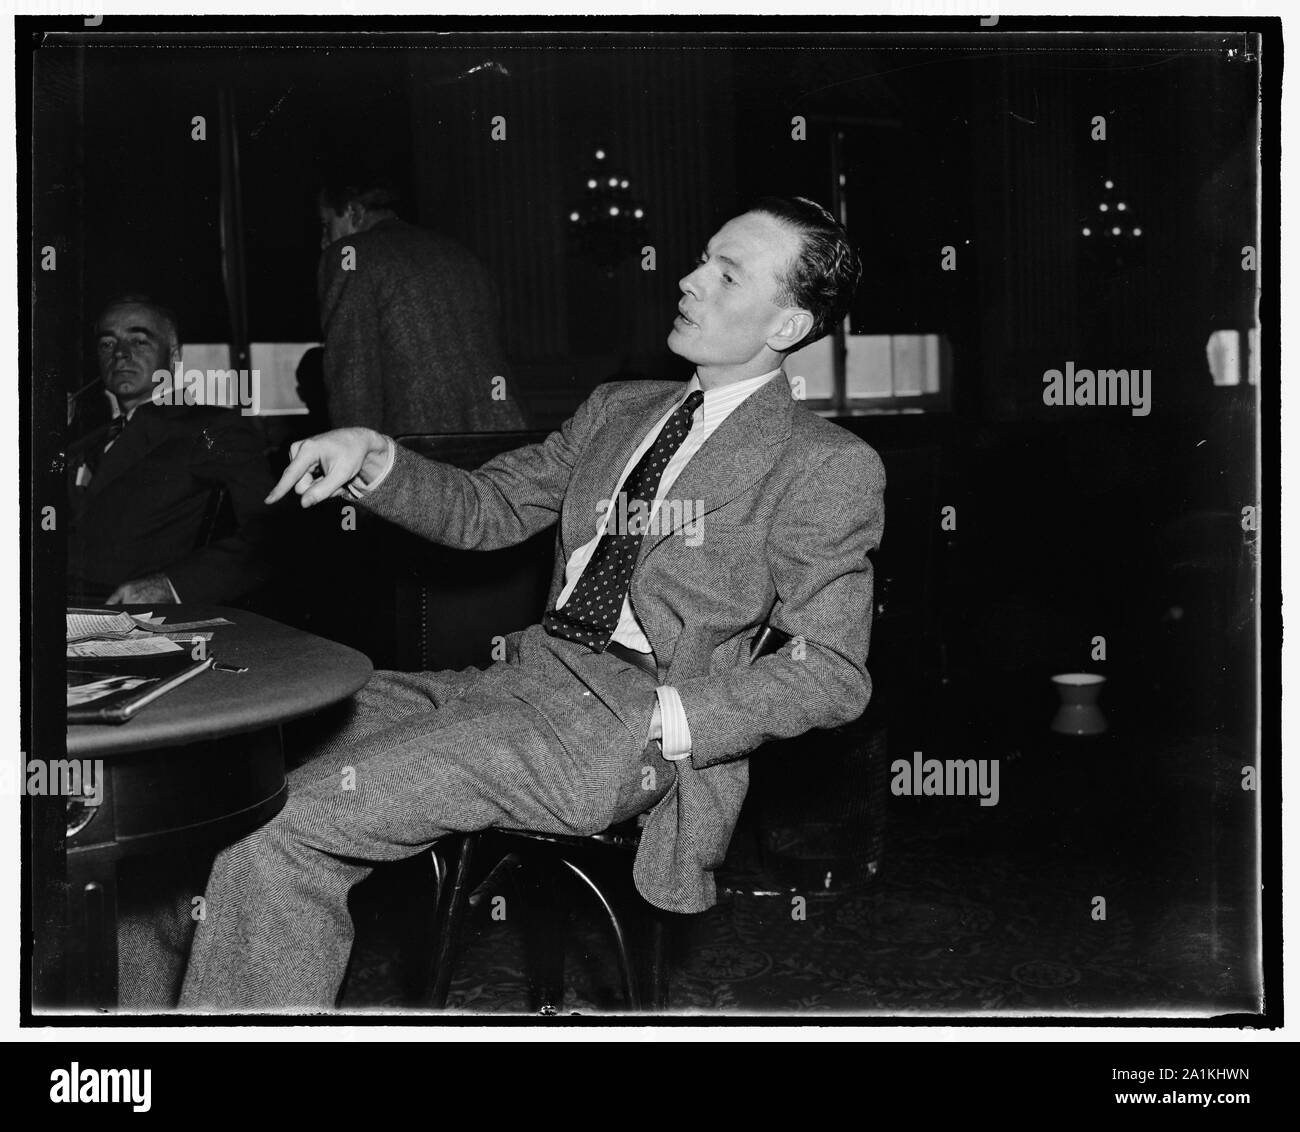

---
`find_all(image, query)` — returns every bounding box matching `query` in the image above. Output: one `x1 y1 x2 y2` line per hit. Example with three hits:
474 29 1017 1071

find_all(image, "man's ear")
767 310 814 353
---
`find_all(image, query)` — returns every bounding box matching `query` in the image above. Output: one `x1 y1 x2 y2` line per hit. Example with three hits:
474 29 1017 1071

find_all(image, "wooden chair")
425 822 670 1012
423 623 790 1014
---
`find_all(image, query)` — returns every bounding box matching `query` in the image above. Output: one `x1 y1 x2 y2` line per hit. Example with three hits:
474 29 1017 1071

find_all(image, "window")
1205 328 1259 387
786 331 952 415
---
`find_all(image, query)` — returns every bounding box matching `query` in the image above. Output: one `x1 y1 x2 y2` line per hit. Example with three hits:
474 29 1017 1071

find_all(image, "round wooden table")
60 607 373 1008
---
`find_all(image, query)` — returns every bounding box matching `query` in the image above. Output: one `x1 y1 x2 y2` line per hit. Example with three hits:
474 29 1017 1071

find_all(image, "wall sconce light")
567 146 650 275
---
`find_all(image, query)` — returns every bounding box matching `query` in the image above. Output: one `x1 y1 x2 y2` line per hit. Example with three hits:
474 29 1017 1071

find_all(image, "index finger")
266 440 319 504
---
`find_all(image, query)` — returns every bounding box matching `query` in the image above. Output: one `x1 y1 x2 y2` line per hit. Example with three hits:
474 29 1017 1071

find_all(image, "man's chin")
109 382 149 406
666 328 700 361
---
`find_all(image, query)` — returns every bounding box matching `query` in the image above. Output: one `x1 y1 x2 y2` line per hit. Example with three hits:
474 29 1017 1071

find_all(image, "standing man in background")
316 169 528 435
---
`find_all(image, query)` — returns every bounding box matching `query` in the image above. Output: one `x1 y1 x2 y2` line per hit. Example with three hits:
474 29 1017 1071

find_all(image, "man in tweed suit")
316 174 528 435
181 196 885 1010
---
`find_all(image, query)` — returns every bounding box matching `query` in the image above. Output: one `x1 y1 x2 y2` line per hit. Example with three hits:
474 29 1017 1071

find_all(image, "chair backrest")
384 432 554 672
376 431 800 675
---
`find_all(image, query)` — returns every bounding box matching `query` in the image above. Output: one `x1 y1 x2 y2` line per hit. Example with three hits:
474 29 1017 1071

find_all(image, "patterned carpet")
340 729 1260 1018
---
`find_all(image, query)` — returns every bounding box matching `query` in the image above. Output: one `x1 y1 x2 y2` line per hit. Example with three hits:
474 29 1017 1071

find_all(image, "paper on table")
67 637 184 658
66 611 232 645
66 611 137 641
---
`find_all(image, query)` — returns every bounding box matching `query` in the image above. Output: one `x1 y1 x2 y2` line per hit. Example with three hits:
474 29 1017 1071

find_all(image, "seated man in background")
66 295 275 605
181 196 885 1010
65 294 278 1008
316 167 528 435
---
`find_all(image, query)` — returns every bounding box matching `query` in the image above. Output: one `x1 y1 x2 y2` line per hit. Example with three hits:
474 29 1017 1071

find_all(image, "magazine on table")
66 652 215 725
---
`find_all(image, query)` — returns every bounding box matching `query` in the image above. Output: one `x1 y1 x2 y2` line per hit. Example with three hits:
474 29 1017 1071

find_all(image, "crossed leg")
179 656 651 1011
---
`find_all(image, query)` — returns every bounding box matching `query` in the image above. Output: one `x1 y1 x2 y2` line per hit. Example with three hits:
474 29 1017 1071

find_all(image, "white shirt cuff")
655 685 692 762
346 435 397 499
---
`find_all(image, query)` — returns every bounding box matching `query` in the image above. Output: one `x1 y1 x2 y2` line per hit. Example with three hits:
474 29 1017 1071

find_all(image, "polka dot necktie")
544 389 705 651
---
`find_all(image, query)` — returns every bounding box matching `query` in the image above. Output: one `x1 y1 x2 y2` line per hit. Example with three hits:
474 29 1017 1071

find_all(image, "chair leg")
399 852 444 1004
427 831 480 1008
513 856 566 1013
645 910 671 1011
560 859 640 1010
427 832 672 1014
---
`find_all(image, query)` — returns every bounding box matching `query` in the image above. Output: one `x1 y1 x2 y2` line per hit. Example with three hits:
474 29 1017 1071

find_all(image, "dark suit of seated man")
66 296 274 606
64 296 277 1008
179 197 886 1011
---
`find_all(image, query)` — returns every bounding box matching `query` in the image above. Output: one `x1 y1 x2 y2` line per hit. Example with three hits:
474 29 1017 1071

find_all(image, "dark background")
24 24 1274 1020
32 29 1261 801
40 39 1257 406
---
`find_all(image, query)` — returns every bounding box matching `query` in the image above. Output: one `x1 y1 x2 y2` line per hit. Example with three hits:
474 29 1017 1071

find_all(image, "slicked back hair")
747 196 862 351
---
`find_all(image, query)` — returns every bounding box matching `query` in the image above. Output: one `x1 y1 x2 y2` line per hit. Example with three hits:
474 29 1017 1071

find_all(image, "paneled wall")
968 54 1082 420
407 47 736 423
967 45 1257 420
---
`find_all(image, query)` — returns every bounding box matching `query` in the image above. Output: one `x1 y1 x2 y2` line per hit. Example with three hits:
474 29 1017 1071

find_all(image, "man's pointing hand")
266 427 389 507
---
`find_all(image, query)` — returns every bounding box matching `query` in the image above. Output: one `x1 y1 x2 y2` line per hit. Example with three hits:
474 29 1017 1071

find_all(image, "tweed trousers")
178 623 671 1011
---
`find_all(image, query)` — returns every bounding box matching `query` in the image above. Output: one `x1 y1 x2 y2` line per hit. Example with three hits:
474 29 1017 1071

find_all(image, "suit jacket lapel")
638 371 793 563
561 385 682 557
82 404 160 500
560 373 795 563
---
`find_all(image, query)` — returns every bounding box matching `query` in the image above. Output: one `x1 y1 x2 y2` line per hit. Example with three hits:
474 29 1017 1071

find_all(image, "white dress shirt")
353 367 785 762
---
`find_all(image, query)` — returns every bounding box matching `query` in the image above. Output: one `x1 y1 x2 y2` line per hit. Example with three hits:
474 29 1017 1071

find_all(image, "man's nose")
679 270 701 297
